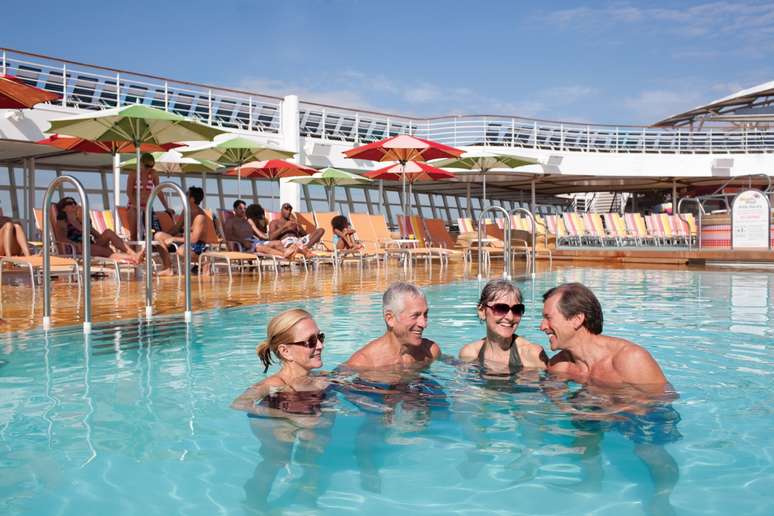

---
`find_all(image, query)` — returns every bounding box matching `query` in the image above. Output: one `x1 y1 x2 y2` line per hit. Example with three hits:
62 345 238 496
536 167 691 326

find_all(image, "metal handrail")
43 175 91 333
509 208 537 277
478 206 511 280
676 197 703 249
145 182 191 322
709 173 773 196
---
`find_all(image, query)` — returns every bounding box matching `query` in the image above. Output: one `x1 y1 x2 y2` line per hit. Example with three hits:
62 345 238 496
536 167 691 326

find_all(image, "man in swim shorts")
542 282 668 394
268 202 324 250
344 282 441 370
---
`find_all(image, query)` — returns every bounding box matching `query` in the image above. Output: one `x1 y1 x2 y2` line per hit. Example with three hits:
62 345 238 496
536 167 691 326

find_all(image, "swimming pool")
1 268 772 515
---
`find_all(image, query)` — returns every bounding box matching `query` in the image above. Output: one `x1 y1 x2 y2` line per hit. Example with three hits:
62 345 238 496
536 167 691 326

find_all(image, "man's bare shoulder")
609 337 667 385
423 338 442 359
343 337 383 368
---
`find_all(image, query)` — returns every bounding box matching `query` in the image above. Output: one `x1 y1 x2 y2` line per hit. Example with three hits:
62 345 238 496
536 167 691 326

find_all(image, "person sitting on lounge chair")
0 216 32 257
331 215 364 254
153 187 209 274
268 203 324 256
224 200 297 259
56 197 142 264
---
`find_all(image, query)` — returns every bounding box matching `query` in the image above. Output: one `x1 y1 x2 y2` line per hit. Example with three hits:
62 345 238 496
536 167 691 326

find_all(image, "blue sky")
4 0 774 124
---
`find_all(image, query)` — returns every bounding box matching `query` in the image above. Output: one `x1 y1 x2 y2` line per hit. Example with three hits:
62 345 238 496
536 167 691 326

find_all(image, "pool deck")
1 252 771 334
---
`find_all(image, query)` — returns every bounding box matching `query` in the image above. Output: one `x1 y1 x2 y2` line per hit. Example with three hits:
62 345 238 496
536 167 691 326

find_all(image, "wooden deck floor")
1 250 768 334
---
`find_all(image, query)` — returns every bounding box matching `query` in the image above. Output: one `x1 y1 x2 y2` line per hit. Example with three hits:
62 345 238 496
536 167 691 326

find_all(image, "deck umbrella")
48 104 224 239
225 159 316 208
0 74 60 109
181 135 294 197
364 161 455 215
37 135 184 229
122 151 221 204
287 167 373 211
433 150 538 207
343 134 462 215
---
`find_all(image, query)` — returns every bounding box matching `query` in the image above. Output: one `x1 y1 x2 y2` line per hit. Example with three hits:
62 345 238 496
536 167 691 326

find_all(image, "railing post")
145 182 191 322
208 89 212 125
61 63 67 108
477 206 511 280
386 118 391 136
586 125 591 152
511 118 516 147
453 116 458 147
532 121 537 149
355 112 360 144
677 130 681 152
322 108 327 142
1 49 6 75
709 128 712 153
248 96 253 129
510 207 537 277
615 127 619 152
560 123 564 150
115 72 121 107
43 176 91 333
163 81 168 110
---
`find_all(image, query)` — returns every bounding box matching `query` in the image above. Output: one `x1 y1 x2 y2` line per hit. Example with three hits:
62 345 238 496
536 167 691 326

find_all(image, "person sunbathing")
268 203 324 258
55 197 142 264
0 216 32 257
331 215 364 254
231 201 299 259
152 186 208 275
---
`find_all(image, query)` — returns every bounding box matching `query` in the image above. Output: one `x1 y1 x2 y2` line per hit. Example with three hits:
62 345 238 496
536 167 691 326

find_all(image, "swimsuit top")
260 384 331 416
65 221 93 244
128 173 156 206
477 334 523 374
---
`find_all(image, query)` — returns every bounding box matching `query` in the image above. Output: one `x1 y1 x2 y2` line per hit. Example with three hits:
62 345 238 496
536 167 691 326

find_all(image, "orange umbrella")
364 161 456 215
0 74 60 109
37 134 182 154
225 159 316 207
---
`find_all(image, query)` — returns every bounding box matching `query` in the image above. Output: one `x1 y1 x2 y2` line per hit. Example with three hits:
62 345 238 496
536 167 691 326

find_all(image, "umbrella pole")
113 153 121 234
483 171 487 208
135 145 141 241
328 181 335 212
237 165 241 198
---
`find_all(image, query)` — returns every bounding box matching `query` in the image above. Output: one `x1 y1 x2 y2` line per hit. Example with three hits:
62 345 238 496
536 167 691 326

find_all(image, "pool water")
1 268 772 515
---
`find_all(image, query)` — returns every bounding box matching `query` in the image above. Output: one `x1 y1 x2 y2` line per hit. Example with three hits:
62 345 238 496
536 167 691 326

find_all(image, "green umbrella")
121 151 221 174
182 135 294 197
48 104 224 239
287 167 373 211
434 150 538 207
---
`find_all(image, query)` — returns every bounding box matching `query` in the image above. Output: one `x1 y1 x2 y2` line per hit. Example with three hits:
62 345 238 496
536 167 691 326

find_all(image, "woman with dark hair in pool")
231 308 333 509
459 279 547 374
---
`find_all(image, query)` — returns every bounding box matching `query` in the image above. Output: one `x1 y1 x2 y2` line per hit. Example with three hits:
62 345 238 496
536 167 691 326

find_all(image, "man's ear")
571 312 585 331
384 311 395 329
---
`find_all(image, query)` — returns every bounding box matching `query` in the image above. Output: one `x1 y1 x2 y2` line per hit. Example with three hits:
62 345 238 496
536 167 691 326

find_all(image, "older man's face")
386 295 428 347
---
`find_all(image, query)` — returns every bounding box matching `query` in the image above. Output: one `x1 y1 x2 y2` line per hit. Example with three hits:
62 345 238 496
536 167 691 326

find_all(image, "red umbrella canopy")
0 74 60 109
225 159 316 179
37 134 182 154
343 134 463 163
363 161 456 184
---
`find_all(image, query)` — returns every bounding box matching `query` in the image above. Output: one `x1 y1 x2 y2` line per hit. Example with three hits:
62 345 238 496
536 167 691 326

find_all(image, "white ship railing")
3 47 774 154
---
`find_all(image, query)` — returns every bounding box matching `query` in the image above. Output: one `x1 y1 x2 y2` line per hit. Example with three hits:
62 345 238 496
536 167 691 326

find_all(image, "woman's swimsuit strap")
477 335 523 373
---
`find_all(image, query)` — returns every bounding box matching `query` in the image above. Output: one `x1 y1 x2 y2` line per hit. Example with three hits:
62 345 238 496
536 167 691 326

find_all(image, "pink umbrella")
225 159 316 207
364 161 456 215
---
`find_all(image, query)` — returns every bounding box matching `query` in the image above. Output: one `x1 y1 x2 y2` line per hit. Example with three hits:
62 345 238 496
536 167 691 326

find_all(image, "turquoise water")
1 268 773 515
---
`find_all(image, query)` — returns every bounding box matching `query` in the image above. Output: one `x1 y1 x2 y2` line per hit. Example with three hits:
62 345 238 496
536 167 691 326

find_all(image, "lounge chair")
0 255 80 292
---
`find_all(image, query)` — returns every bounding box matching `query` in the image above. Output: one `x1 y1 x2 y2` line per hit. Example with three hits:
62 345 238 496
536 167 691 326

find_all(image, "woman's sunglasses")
485 303 525 317
286 332 325 349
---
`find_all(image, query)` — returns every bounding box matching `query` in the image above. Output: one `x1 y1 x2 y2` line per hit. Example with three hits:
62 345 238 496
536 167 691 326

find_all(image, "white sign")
732 190 771 249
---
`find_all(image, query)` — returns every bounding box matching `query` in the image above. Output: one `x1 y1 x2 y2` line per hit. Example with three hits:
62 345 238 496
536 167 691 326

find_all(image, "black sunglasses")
485 303 525 317
286 332 325 349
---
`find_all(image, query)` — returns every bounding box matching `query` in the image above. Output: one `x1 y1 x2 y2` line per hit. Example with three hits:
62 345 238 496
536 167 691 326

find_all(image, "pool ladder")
41 178 193 333
477 205 538 280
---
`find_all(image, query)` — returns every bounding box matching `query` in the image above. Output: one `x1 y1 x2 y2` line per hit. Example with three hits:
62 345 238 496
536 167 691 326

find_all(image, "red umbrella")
0 74 60 109
225 159 316 208
364 161 456 215
37 134 182 154
226 159 316 179
343 134 463 163
344 134 462 215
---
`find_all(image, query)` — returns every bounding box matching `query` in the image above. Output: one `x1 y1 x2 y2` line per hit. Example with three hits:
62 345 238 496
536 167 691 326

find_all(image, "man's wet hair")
187 186 204 206
543 282 603 334
383 282 426 317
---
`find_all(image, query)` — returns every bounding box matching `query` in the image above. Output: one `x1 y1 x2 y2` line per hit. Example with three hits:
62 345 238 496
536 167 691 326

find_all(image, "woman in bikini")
126 153 175 241
231 309 333 507
331 214 364 254
459 279 547 374
0 216 32 257
55 197 143 263
245 203 300 259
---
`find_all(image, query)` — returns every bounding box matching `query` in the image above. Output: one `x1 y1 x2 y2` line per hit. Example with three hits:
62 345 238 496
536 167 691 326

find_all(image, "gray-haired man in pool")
343 282 441 371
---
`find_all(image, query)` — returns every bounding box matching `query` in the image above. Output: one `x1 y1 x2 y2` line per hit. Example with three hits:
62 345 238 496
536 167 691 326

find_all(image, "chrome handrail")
478 206 511 280
145 182 191 322
676 197 703 248
43 175 91 333
509 208 537 277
